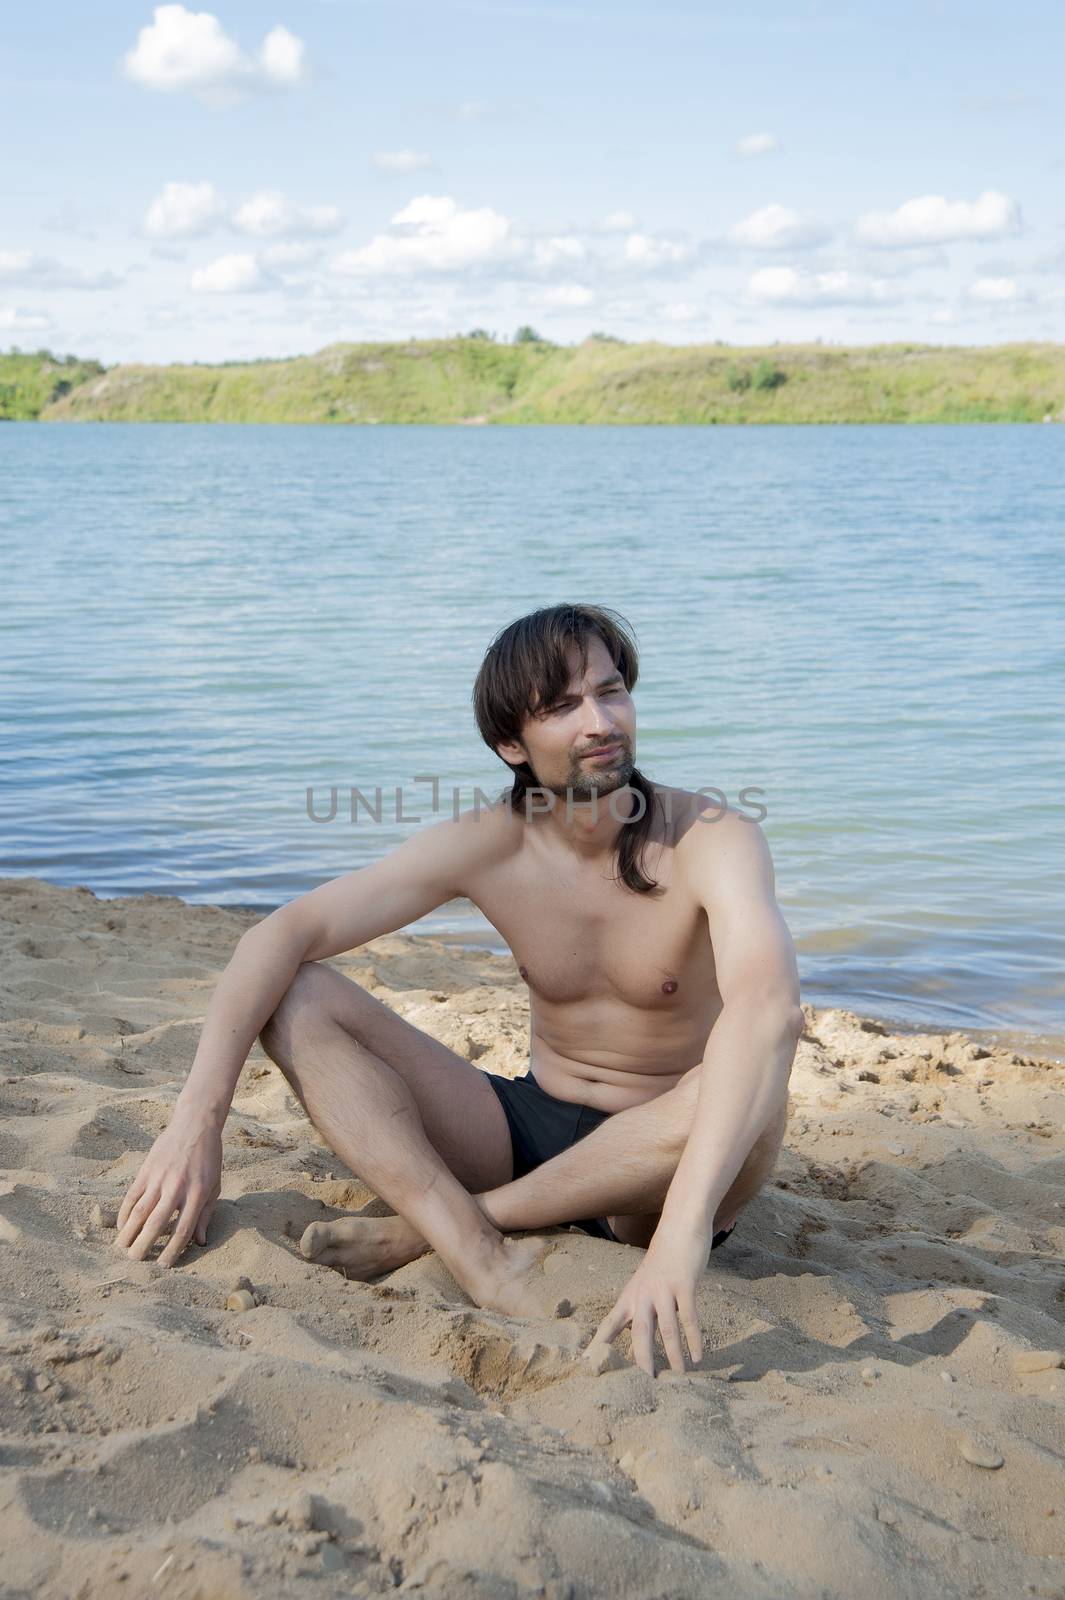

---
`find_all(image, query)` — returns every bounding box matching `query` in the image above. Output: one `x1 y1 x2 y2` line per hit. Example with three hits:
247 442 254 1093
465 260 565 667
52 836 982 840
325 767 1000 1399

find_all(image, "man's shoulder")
670 792 768 878
437 793 521 865
662 786 761 841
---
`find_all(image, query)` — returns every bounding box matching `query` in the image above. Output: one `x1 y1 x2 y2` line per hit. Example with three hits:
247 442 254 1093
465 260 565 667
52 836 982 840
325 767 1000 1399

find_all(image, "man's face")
497 635 637 801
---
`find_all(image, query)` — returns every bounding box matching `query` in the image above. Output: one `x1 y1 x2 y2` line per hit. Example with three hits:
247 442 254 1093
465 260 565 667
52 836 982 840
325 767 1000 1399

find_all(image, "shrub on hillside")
752 358 787 390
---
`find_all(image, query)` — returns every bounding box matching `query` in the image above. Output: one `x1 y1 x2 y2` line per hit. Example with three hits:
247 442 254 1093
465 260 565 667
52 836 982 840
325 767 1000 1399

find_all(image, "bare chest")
471 844 717 1011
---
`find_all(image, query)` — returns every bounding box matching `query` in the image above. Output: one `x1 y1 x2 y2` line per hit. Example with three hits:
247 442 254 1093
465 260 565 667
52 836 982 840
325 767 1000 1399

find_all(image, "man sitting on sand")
116 602 803 1376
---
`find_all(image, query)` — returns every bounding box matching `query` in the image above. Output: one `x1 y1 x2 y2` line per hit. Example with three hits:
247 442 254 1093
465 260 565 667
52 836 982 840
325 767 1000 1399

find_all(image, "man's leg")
273 963 789 1273
606 1092 788 1246
308 1075 786 1270
258 962 550 1315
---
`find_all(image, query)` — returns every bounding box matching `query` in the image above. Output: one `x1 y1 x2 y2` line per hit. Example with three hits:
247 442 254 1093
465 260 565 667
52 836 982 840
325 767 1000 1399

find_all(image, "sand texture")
1 876 1064 1599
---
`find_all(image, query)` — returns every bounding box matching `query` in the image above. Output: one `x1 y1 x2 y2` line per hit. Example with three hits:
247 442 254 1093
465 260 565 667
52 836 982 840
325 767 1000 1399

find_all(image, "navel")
661 978 678 994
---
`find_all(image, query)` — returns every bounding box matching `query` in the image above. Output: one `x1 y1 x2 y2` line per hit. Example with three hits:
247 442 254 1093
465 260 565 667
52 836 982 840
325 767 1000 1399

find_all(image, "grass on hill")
0 348 106 420
4 339 1064 425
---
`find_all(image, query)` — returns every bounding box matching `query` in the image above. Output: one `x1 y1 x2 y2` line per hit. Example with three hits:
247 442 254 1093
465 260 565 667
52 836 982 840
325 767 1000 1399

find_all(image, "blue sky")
3 0 1063 362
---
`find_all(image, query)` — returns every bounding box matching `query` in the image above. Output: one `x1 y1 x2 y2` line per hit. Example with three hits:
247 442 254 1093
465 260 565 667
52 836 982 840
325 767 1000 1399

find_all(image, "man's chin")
562 756 635 799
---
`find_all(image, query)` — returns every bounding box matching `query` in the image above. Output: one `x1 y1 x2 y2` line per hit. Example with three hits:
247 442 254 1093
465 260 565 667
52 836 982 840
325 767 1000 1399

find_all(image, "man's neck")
532 783 642 862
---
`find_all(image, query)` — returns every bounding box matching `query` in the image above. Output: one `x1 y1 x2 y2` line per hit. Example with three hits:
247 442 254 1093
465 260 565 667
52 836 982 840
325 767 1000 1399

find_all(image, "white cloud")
623 231 694 269
144 180 225 239
736 132 780 157
0 250 120 290
123 6 307 105
331 195 512 276
373 150 434 174
537 283 595 308
747 266 898 307
968 276 1020 302
856 189 1022 247
0 306 54 332
530 236 587 271
232 190 343 239
262 241 322 269
256 24 305 86
189 252 263 292
729 204 830 251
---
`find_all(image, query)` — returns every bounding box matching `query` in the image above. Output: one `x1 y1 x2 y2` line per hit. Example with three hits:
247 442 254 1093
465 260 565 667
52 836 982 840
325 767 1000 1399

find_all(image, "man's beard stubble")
540 746 637 805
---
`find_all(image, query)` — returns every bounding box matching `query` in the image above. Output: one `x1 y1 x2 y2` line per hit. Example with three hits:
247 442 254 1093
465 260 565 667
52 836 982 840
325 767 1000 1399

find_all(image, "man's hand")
584 1228 711 1378
115 1109 223 1268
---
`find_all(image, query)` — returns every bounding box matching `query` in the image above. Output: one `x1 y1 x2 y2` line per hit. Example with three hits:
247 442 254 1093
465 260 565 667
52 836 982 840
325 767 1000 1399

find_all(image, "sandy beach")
1 873 1063 1599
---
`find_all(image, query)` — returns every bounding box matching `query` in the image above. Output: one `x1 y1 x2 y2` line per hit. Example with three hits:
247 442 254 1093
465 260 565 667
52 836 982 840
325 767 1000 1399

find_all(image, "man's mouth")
583 742 622 761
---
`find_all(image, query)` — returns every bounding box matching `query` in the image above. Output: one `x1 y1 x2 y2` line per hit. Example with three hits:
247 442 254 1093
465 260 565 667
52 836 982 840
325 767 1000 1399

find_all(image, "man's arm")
116 813 489 1264
173 815 478 1130
657 808 804 1240
585 808 803 1375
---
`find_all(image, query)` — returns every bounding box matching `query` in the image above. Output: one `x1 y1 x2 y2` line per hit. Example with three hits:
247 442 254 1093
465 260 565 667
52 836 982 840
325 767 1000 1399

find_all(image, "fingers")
590 1280 703 1378
592 1297 633 1348
114 1185 160 1252
677 1292 702 1366
121 1192 178 1263
657 1299 687 1375
195 1198 216 1247
158 1195 203 1269
631 1302 657 1378
116 1173 148 1233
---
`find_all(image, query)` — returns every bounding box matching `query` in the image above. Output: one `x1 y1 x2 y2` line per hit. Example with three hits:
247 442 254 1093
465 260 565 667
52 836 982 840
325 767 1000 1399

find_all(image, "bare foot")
300 1215 553 1319
465 1234 554 1319
300 1213 427 1278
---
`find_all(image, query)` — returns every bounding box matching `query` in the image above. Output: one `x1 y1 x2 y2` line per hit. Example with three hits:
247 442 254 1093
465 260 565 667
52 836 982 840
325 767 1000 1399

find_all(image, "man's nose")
581 698 617 736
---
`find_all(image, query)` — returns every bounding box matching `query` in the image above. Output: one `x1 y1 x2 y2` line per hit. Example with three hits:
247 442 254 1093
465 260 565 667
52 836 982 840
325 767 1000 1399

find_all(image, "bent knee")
258 960 332 1059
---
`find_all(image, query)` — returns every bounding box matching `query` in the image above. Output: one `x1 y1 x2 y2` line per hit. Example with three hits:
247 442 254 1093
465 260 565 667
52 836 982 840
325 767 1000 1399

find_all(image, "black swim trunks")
484 1070 737 1250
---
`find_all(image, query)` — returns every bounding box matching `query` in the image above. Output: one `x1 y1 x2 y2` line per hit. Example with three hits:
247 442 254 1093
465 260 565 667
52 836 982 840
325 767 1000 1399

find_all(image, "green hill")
0 349 106 420
5 339 1065 424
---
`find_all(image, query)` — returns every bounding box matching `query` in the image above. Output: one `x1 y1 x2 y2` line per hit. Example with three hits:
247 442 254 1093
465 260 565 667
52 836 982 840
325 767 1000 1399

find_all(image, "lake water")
2 422 1062 1057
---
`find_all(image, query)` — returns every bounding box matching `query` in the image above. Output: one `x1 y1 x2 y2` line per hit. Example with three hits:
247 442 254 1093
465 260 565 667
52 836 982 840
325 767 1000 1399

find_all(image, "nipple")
519 966 529 981
661 978 678 994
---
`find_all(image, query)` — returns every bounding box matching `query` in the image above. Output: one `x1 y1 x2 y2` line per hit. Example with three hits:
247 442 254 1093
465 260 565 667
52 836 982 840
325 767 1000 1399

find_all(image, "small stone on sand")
959 1432 1004 1469
286 1493 316 1532
90 1203 118 1230
1011 1350 1063 1374
226 1290 256 1312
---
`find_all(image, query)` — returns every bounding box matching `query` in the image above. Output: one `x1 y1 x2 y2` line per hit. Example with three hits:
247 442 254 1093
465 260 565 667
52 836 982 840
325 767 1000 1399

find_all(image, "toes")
300 1221 329 1260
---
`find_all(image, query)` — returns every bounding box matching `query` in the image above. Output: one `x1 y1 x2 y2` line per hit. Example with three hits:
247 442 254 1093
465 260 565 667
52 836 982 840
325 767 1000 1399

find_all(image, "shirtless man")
116 603 803 1377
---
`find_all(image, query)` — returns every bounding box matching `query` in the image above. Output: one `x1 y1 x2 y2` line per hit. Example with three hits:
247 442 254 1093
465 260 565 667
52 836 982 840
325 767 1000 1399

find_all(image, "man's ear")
495 738 525 766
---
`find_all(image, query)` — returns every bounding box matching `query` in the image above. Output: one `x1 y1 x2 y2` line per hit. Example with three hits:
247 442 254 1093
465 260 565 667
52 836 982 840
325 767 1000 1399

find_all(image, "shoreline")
2 873 1064 1594
8 873 1060 1065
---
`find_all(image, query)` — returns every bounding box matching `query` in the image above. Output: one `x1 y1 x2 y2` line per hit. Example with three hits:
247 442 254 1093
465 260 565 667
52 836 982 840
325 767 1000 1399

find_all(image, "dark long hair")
471 603 663 895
